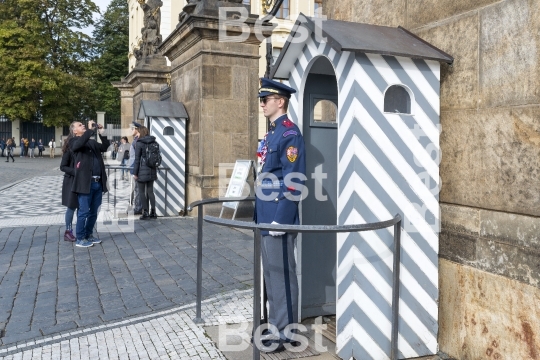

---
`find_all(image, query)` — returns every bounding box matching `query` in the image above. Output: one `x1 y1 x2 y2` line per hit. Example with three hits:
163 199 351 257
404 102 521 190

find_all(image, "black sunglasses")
259 96 281 105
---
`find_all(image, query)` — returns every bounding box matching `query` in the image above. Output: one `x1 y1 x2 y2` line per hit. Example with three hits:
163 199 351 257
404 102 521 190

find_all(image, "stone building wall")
323 0 540 358
161 16 263 210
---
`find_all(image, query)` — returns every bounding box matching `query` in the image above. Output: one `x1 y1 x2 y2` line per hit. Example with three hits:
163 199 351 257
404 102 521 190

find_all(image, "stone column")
95 112 106 144
96 111 106 128
112 81 135 138
160 1 273 212
112 57 170 140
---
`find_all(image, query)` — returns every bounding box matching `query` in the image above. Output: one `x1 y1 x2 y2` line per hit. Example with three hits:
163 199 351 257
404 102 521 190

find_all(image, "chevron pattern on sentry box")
286 31 440 360
149 116 186 216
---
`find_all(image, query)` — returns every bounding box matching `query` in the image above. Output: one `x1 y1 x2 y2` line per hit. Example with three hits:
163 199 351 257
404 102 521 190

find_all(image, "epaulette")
283 119 294 128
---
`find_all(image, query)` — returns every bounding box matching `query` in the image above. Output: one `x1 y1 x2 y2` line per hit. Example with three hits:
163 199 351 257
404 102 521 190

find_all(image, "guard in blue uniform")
254 78 306 352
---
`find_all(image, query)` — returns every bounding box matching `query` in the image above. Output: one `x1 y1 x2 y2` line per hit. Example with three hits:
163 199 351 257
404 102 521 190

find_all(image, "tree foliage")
89 0 129 117
0 0 99 126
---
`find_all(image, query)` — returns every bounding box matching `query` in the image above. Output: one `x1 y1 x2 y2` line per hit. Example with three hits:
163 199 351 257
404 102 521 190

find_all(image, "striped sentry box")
148 116 187 216
285 30 441 360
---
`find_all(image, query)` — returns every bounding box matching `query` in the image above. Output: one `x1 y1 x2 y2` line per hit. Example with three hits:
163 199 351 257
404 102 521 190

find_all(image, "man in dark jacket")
70 120 110 248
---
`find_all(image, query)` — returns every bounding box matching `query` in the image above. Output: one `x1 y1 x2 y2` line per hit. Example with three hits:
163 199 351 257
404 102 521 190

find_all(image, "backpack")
144 142 162 168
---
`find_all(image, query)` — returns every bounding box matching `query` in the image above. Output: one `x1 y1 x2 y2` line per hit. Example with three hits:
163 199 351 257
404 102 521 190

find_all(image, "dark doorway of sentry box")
300 56 338 322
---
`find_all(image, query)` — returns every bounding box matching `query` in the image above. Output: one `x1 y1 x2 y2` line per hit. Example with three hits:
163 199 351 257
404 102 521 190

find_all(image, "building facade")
321 0 540 358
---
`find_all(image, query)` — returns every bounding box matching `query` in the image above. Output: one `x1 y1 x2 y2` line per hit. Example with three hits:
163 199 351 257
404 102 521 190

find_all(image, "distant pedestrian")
11 137 17 156
133 126 158 220
70 120 110 248
60 133 78 242
37 139 44 157
0 138 5 157
4 138 14 162
49 139 56 158
20 138 25 157
118 137 130 180
29 138 36 158
23 138 29 157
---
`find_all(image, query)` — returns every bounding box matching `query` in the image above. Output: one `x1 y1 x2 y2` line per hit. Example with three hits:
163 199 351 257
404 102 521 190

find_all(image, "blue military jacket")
255 114 306 235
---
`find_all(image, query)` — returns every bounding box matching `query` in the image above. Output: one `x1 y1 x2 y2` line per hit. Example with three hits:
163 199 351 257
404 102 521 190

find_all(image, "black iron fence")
187 197 403 360
104 115 122 143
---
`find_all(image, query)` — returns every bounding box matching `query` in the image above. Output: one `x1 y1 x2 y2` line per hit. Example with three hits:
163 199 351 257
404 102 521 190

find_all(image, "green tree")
0 0 99 126
90 0 129 117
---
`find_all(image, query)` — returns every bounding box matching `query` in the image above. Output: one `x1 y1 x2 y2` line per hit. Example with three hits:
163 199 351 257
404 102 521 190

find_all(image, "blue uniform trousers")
261 233 299 335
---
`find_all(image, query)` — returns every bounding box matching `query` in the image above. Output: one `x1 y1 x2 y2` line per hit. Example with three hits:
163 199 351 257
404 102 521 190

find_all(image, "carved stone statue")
136 0 163 63
178 0 246 25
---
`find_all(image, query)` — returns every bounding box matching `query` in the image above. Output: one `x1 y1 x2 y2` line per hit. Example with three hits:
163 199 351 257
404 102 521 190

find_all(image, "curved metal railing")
188 197 402 360
104 164 172 217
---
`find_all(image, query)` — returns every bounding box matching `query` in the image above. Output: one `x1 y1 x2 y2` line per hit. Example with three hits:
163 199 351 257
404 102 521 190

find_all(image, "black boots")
140 209 157 220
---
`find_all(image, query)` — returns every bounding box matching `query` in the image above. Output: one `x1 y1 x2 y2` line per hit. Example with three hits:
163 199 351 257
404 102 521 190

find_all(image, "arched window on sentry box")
163 126 174 136
384 84 413 115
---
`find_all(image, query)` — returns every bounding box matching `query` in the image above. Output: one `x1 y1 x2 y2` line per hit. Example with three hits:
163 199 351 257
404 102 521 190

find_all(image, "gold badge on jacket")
287 146 298 162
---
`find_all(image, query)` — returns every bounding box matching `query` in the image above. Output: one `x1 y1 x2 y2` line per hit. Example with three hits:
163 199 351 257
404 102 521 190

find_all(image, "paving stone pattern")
0 289 253 359
0 176 64 219
0 218 254 348
0 164 132 223
0 157 62 191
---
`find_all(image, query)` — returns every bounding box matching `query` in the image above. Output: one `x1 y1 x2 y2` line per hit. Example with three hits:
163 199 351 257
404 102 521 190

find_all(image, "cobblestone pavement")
0 154 261 359
0 289 253 359
0 176 64 219
0 161 136 228
0 217 254 348
0 156 62 191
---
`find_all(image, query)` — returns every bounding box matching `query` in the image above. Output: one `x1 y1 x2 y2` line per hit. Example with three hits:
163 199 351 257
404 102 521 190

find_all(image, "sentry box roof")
270 15 453 79
138 100 189 120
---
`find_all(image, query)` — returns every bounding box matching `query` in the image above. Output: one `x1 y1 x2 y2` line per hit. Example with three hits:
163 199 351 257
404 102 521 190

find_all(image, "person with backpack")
133 125 160 220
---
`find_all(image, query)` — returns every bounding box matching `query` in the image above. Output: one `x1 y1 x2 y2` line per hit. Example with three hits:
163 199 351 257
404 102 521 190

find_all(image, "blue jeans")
65 207 76 230
120 158 127 177
76 182 103 240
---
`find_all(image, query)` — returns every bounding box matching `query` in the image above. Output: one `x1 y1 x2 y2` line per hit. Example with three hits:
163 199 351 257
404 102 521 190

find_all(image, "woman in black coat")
60 134 79 242
133 126 158 220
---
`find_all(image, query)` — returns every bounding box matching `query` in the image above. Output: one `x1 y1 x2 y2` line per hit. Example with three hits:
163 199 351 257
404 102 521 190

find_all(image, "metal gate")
0 116 12 142
104 114 121 142
21 121 55 145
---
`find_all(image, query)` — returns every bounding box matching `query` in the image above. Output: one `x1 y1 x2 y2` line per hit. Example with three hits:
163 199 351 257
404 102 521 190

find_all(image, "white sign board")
221 160 253 217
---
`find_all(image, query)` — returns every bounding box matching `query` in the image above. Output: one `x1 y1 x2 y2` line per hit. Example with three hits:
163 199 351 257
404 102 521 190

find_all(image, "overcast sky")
81 0 112 36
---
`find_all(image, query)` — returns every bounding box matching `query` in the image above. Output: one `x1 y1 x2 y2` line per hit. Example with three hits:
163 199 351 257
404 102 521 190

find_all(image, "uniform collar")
269 114 288 129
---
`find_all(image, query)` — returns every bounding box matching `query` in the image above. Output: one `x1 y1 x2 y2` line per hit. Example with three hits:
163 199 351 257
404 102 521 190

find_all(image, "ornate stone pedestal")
113 57 170 136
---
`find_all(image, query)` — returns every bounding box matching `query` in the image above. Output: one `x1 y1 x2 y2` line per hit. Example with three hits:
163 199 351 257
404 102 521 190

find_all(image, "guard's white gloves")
269 221 286 237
